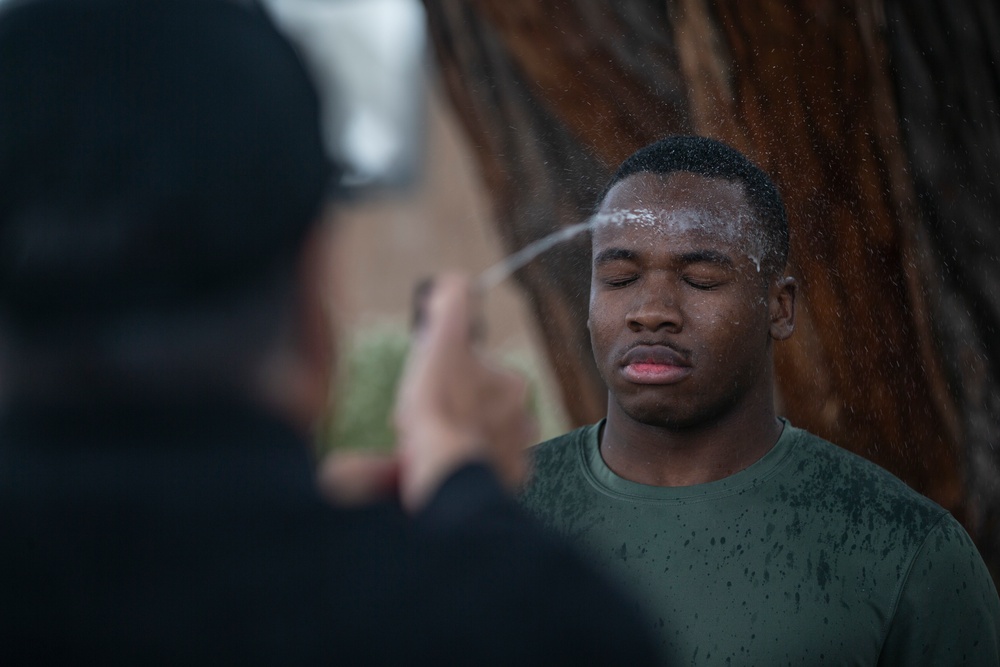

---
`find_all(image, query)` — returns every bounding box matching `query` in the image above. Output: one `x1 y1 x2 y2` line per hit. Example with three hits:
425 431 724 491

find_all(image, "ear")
299 215 340 405
275 216 339 436
768 275 796 341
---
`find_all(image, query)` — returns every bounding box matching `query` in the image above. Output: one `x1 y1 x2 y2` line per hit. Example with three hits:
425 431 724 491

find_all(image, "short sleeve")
879 513 1000 665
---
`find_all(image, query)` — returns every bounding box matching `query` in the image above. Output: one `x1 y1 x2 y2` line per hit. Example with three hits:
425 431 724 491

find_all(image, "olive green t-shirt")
521 421 1000 666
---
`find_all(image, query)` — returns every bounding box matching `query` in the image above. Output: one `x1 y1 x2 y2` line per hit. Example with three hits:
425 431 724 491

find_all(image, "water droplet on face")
478 207 771 290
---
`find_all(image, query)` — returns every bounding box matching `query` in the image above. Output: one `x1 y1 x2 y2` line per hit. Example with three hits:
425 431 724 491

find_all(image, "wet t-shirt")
521 420 1000 666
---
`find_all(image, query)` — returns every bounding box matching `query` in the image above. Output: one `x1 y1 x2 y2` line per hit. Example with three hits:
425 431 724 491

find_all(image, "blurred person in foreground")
521 136 1000 665
0 0 658 663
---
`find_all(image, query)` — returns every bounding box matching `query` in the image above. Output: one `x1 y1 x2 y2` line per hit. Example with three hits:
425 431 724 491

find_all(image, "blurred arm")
320 273 534 511
393 273 534 511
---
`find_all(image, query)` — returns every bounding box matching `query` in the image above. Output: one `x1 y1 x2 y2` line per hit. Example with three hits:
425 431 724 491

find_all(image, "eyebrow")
679 249 735 269
593 247 638 265
594 247 736 269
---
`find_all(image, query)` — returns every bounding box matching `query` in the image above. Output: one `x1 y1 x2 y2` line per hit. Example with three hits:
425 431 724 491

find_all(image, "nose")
626 283 682 333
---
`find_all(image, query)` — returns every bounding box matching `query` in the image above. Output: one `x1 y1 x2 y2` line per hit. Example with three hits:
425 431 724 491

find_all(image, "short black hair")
603 136 789 274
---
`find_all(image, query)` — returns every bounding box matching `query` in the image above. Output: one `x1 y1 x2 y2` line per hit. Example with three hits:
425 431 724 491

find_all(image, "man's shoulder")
520 423 601 515
782 423 949 528
529 423 597 469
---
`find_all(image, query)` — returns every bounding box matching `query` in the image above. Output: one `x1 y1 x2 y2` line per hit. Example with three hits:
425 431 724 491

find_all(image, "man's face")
589 171 791 429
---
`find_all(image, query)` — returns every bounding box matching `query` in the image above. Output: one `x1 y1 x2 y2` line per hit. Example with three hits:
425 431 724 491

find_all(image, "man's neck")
599 398 784 487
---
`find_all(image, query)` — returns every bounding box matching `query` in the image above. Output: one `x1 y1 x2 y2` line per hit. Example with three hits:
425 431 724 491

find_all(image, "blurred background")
264 0 569 450
322 85 570 450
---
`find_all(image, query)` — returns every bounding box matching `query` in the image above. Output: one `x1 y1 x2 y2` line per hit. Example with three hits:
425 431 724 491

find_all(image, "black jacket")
0 402 657 665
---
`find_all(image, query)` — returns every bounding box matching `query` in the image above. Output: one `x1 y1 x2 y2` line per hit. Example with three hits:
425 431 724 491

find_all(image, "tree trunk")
424 0 1000 577
883 0 1000 579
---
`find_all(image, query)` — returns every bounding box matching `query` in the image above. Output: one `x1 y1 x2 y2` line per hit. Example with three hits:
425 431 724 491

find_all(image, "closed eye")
605 275 638 288
684 277 720 291
679 250 734 291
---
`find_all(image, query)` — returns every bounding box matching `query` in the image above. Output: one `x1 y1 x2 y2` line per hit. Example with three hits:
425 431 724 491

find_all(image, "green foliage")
323 325 410 453
320 323 568 455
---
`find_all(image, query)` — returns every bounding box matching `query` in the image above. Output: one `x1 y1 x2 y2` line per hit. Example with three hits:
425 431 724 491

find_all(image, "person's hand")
393 273 536 512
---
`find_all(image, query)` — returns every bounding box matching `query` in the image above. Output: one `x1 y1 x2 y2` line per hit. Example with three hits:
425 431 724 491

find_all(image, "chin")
617 394 729 431
620 400 696 429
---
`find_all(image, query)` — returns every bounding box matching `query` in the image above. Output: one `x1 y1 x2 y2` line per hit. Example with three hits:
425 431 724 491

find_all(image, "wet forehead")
594 172 753 248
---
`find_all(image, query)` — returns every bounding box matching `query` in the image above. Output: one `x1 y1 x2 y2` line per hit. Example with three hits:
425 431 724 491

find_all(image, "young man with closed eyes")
521 136 1000 665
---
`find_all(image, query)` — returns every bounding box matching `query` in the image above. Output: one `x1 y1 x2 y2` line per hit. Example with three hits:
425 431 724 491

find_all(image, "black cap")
0 0 334 330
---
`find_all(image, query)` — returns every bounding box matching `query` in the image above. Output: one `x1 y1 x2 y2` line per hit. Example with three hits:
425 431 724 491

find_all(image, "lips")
620 344 692 385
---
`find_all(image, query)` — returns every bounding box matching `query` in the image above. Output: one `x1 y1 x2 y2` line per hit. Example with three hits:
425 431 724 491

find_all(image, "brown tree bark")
424 0 999 575
883 0 1000 578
